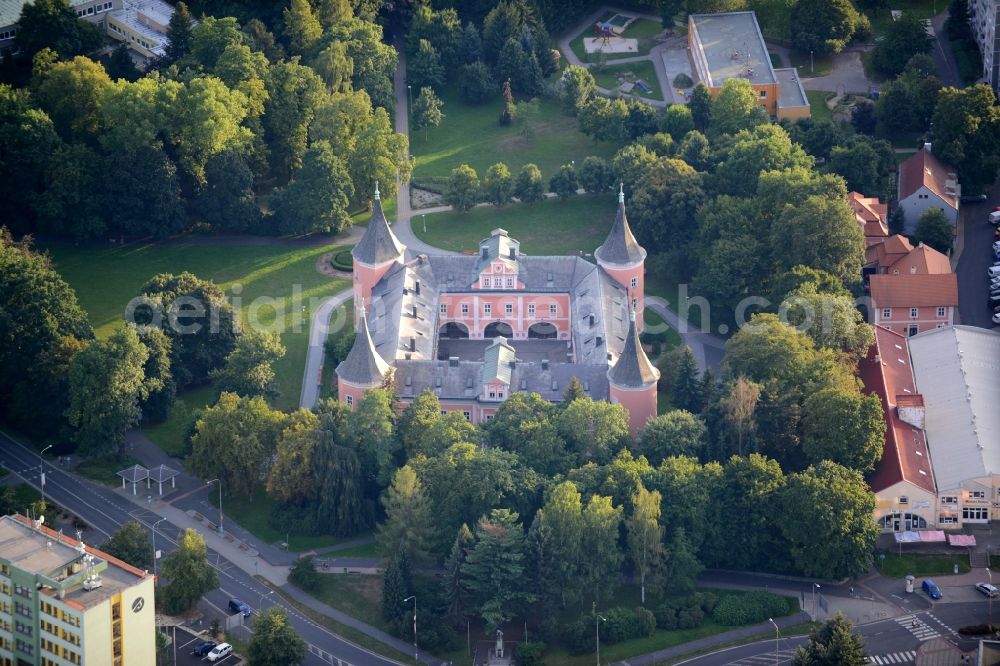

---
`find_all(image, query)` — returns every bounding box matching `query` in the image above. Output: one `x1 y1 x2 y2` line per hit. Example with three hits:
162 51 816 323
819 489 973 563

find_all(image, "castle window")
631 277 637 288
937 307 946 317
528 304 535 316
461 303 469 314
346 395 353 406
440 304 447 315
506 277 514 287
882 308 891 319
484 303 491 314
549 304 557 315
505 303 513 315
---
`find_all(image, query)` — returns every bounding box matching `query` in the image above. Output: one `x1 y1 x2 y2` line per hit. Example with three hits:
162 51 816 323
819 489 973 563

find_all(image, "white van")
206 643 233 662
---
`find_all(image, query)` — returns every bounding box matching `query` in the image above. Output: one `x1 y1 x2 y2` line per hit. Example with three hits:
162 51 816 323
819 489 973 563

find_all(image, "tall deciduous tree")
211 329 286 398
16 0 102 60
721 376 761 456
790 0 862 56
914 207 954 253
101 521 152 570
483 162 514 206
412 85 444 136
558 65 596 115
709 78 769 138
515 163 544 203
167 76 250 185
639 411 705 464
555 398 631 466
409 39 445 90
626 486 666 605
248 607 307 666
267 410 321 504
197 150 262 232
271 140 354 235
871 13 932 77
931 84 1000 193
444 163 479 212
688 84 712 131
161 529 219 614
802 388 885 472
631 157 705 249
579 494 624 603
664 527 703 593
346 388 399 487
529 481 585 609
33 56 112 142
283 0 323 54
66 326 149 459
312 412 371 536
135 325 175 423
263 58 326 182
377 466 435 565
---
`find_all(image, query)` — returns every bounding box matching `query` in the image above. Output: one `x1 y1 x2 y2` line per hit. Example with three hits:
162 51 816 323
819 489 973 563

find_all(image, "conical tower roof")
608 307 659 388
352 184 405 266
595 184 646 266
336 302 391 386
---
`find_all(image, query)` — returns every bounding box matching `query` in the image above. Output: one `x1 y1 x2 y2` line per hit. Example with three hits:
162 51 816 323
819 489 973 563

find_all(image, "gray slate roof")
607 310 660 388
483 337 516 385
336 305 392 386
352 197 404 266
595 192 646 267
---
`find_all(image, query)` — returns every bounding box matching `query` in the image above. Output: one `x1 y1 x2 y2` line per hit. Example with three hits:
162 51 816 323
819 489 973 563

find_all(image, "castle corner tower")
595 185 647 331
351 184 405 324
608 307 660 436
336 302 392 408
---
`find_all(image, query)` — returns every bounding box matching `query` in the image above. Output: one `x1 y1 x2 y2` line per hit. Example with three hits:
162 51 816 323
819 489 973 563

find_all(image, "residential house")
867 240 956 335
968 0 1000 94
897 147 960 235
848 191 889 247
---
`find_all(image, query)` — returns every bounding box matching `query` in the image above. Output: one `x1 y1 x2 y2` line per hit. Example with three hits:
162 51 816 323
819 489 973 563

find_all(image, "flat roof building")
0 514 156 665
687 11 810 121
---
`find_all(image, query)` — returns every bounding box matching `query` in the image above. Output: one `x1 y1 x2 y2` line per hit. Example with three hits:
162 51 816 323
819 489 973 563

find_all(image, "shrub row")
330 250 353 272
712 591 795 626
564 606 656 654
654 591 717 630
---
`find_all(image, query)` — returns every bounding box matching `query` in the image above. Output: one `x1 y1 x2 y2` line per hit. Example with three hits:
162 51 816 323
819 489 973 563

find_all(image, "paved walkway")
646 296 727 375
300 288 355 410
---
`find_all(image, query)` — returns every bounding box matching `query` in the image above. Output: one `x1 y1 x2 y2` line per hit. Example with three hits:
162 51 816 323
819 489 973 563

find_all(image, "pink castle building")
336 187 659 435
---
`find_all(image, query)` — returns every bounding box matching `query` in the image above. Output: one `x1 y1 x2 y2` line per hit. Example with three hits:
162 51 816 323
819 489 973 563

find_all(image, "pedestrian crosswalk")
867 652 916 665
894 614 939 641
726 649 798 665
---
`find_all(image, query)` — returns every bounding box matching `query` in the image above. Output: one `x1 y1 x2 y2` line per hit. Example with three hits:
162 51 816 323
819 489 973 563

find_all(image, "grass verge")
876 551 971 577
143 384 218 458
75 455 144 487
805 90 835 123
788 50 834 78
592 60 663 101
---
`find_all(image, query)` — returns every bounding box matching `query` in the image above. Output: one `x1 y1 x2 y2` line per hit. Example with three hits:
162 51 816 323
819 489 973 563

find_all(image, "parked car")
993 312 1000 325
991 211 1000 226
192 641 216 656
989 266 1000 277
228 599 250 617
206 642 233 662
976 583 999 597
922 579 943 599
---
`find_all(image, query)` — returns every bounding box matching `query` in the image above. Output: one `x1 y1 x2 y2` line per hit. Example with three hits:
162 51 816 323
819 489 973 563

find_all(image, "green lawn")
75 455 145 486
789 50 834 78
805 90 835 123
877 551 972 577
592 60 663 101
40 242 350 418
207 487 371 552
409 89 617 185
569 14 664 62
413 193 617 256
327 541 379 558
867 0 942 36
642 307 682 352
142 385 219 458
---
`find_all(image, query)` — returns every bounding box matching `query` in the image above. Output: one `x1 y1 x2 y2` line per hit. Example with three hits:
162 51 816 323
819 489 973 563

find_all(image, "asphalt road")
675 600 994 665
956 187 1000 329
0 430 408 666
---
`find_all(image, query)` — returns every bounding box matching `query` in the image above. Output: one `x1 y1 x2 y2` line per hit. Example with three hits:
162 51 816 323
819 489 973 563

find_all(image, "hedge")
330 250 353 272
712 591 795 626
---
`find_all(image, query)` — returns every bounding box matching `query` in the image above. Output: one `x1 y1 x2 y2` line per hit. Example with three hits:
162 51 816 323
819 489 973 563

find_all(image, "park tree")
482 1 527 62
462 21 483 63
563 377 586 404
709 78 769 138
284 0 323 54
661 104 695 141
166 76 250 185
793 613 867 665
670 346 703 413
0 85 60 234
381 549 412 624
555 398 631 466
483 162 514 206
267 411 321 505
497 38 542 96
664 526 703 593
871 13 932 77
720 376 761 456
134 272 237 388
577 156 614 193
459 60 495 103
197 150 261 232
631 157 705 249
781 285 874 362
678 130 711 171
771 194 864 287
409 39 445 90
97 77 166 155
444 163 480 211
688 83 712 132
711 454 785 570
914 206 955 253
248 607 307 666
377 466 435 565
101 146 187 238
580 495 624 603
312 424 372 536
549 163 579 199
802 388 885 472
135 325 175 423
31 143 104 240
461 509 531 630
322 18 398 112
484 392 569 475
101 521 152 570
33 56 112 143
529 481 585 609
714 124 813 196
244 19 285 63
186 16 245 70
578 96 630 144
514 163 544 203
346 388 399 487
189 392 287 498
500 78 516 126
66 326 149 459
780 461 878 578
165 1 194 63
443 524 474 623
790 0 863 56
161 529 219 614
211 330 286 398
312 41 354 93
271 141 354 235
626 485 666 605
636 131 675 157
639 411 705 464
931 84 1000 192
317 0 352 28
827 136 896 200
263 58 326 183
15 0 102 60
412 85 444 136
396 389 441 458
558 65 596 115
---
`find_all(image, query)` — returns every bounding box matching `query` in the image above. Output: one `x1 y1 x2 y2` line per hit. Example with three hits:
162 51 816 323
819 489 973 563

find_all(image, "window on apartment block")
505 303 513 315
939 515 957 524
971 490 987 499
882 308 891 319
549 304 557 315
937 306 946 317
910 307 918 319
461 303 469 314
484 303 491 314
941 496 957 504
964 507 989 520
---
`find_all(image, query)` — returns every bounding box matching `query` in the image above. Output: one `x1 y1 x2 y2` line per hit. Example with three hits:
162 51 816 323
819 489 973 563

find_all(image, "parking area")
165 626 241 666
956 190 1000 329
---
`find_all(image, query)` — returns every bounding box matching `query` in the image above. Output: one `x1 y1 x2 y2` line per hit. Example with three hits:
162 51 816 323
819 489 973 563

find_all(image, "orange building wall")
438 292 573 339
353 259 400 325
599 263 644 332
610 384 657 437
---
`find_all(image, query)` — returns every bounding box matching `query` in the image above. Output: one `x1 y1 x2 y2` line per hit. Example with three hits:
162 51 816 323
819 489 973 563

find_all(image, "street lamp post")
596 614 606 666
810 50 814 75
259 589 273 613
407 85 412 116
988 568 994 625
403 595 417 662
207 479 223 536
422 214 426 234
39 444 53 503
151 518 167 581
768 618 779 665
812 583 821 617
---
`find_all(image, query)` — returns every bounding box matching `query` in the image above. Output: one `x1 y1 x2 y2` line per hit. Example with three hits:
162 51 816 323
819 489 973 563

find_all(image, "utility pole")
39 445 53 503
769 618 779 664
207 479 223 535
152 518 166 581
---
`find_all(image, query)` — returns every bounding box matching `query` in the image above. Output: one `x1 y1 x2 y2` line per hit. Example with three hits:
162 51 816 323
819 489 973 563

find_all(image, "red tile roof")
866 234 914 269
887 243 952 276
898 148 959 210
869 273 958 308
848 192 889 242
861 326 936 494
